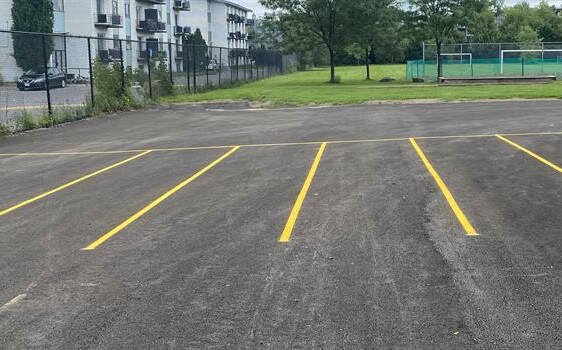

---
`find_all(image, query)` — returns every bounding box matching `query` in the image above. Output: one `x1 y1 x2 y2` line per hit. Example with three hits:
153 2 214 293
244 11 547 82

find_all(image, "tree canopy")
257 0 562 80
11 0 54 71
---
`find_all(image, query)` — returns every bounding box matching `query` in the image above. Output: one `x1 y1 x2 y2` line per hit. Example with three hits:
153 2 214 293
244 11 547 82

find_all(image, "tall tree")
260 0 353 83
11 0 54 71
409 0 460 78
346 0 399 79
183 28 208 70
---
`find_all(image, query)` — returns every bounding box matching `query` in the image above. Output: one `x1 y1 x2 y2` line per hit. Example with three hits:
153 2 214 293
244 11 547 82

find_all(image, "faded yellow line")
496 134 562 174
279 143 327 243
82 146 240 250
4 103 85 111
0 150 152 217
410 138 478 236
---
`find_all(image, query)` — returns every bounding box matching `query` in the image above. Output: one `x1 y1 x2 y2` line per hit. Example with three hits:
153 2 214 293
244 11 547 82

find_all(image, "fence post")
250 57 253 80
243 52 247 82
192 42 197 92
185 40 190 93
42 34 52 115
119 39 125 95
168 42 173 85
206 48 210 90
147 49 153 98
63 34 68 74
218 47 222 88
87 37 95 107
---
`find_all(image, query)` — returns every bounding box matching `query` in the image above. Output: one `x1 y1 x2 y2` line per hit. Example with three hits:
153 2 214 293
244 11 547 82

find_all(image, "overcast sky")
236 0 267 15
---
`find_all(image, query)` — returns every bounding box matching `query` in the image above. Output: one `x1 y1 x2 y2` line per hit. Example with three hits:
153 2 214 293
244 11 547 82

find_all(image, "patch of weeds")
0 122 11 136
17 111 37 131
38 114 55 128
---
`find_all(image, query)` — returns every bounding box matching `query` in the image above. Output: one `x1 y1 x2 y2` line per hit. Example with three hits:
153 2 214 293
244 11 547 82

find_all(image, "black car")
17 67 66 91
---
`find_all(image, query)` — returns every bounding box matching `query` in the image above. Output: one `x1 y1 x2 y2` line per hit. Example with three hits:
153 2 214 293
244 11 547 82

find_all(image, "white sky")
236 0 267 15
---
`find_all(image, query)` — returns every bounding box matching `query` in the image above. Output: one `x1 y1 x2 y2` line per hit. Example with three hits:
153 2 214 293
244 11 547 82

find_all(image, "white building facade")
0 0 253 80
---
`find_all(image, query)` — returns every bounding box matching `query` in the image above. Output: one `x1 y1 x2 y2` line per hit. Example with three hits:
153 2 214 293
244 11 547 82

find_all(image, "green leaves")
11 0 54 71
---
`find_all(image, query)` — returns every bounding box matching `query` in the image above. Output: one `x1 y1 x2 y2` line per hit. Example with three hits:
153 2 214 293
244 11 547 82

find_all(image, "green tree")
346 0 399 79
408 0 461 78
11 0 54 71
260 0 356 83
183 28 208 71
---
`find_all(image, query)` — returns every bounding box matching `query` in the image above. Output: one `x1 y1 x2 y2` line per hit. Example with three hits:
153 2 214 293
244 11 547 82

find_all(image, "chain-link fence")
407 42 562 81
0 29 288 132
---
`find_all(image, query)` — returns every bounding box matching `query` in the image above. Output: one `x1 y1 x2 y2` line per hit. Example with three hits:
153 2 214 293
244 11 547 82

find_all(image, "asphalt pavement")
0 101 561 349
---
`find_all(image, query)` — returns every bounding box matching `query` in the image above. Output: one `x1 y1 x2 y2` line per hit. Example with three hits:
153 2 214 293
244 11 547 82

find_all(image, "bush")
93 59 133 113
0 123 11 136
152 55 173 97
17 111 37 131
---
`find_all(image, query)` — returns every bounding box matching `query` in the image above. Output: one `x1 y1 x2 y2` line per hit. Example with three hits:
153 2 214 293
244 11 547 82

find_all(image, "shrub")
17 111 37 131
93 59 133 112
0 123 11 136
152 55 173 97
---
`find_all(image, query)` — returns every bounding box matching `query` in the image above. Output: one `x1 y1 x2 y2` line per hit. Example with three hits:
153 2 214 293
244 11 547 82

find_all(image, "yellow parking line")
4 104 85 111
279 143 327 243
0 150 152 217
410 138 478 236
82 146 240 250
496 134 562 174
1 131 562 157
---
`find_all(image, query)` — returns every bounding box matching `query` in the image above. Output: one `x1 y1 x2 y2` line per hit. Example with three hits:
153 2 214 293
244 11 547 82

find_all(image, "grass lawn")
162 65 562 106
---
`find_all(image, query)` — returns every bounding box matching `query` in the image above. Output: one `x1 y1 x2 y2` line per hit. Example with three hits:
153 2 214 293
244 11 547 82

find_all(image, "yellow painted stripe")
0 150 152 217
410 138 478 236
82 146 240 250
279 142 327 243
1 131 561 157
496 134 562 174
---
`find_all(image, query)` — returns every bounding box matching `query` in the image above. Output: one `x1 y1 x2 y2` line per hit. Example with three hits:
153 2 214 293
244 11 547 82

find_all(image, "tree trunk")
329 48 336 83
365 48 370 80
436 40 442 79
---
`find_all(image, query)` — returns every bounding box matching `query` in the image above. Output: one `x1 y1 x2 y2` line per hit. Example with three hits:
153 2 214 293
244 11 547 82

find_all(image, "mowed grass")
163 65 562 106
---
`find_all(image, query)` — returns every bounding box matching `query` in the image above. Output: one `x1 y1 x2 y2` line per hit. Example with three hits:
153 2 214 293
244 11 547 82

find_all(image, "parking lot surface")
0 101 561 349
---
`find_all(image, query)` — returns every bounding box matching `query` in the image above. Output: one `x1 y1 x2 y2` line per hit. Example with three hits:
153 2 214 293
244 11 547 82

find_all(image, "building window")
97 33 106 50
112 0 119 15
136 6 142 21
125 1 130 18
126 35 132 50
97 0 104 13
53 0 64 12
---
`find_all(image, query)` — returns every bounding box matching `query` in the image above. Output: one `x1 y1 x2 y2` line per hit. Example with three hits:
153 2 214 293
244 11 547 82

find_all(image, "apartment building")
0 0 253 80
175 0 251 49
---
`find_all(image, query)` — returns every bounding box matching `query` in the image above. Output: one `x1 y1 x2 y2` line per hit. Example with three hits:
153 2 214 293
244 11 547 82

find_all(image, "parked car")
17 67 66 91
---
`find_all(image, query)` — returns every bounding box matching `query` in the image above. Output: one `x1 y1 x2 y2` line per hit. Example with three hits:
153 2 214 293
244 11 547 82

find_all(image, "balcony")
236 16 246 24
228 32 236 40
175 50 184 60
136 0 165 4
173 0 190 11
98 48 121 63
137 49 167 63
227 14 236 22
174 26 191 36
246 19 255 26
95 14 123 28
137 20 166 33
